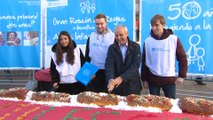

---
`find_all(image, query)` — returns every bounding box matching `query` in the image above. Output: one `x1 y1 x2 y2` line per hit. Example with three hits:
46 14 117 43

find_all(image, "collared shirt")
119 42 128 62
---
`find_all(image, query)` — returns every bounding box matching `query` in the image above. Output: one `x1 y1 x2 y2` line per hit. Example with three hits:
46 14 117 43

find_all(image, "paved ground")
141 80 213 100
176 80 213 100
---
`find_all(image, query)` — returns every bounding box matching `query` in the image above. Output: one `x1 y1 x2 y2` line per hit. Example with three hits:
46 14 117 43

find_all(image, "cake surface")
0 87 29 100
77 91 119 107
126 94 173 111
31 91 71 103
179 97 213 115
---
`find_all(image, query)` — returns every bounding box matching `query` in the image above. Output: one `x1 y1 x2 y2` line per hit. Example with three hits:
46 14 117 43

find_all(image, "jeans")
149 84 176 99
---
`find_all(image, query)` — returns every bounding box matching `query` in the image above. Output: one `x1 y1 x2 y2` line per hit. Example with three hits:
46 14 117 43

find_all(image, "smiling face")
95 18 107 34
59 34 69 47
8 32 16 41
114 26 128 45
151 14 166 38
151 20 164 38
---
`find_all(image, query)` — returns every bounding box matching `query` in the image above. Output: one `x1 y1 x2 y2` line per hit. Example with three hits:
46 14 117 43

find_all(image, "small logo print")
83 69 91 76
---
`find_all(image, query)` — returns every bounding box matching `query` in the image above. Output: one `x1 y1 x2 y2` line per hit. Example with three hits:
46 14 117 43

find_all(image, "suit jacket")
105 37 141 96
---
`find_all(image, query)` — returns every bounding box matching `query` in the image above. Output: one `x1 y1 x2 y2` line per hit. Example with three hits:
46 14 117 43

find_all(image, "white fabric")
145 35 178 77
89 28 114 69
51 47 81 84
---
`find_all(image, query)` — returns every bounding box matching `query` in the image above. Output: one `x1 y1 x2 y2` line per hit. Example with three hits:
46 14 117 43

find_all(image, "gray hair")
114 25 128 33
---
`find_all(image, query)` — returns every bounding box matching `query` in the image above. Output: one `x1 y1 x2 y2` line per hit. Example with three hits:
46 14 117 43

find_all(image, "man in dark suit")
105 25 142 96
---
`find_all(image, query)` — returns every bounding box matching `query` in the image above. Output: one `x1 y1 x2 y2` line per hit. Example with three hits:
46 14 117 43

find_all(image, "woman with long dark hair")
50 31 85 94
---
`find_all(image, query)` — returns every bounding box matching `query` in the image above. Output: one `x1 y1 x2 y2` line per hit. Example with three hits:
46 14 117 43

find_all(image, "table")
0 99 212 120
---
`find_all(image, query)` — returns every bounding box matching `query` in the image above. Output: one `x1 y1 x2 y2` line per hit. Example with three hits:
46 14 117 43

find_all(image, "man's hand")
107 76 123 92
175 77 184 85
107 80 115 93
113 76 123 88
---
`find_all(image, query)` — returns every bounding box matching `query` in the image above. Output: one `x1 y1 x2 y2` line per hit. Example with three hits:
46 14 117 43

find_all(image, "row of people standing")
50 13 188 99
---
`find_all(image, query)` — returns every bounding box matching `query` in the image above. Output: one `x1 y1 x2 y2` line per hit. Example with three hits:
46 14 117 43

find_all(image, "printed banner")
0 0 41 69
141 0 213 75
46 0 134 45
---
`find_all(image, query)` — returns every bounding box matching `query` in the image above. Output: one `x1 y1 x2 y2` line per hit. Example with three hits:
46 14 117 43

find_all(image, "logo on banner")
80 0 96 14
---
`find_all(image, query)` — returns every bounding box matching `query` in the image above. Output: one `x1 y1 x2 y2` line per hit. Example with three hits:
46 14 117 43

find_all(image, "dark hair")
151 14 166 26
7 31 18 38
56 31 75 65
95 14 107 22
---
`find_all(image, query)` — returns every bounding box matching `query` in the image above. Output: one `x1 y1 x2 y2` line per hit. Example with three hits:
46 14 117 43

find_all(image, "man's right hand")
107 79 115 92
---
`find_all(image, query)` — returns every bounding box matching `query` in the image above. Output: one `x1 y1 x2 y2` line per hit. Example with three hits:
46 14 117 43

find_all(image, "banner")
46 0 134 45
0 0 41 69
141 0 213 75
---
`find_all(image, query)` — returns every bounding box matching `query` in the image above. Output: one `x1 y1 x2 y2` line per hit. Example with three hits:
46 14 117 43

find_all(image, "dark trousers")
86 69 107 93
36 81 52 91
56 82 85 95
149 84 176 99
